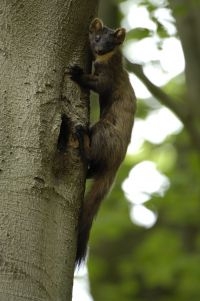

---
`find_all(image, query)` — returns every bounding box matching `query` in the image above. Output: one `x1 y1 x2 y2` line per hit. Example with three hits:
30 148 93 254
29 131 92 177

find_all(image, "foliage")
87 0 200 301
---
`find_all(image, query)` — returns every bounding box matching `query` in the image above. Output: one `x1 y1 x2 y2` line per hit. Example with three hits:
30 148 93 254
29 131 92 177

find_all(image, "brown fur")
69 18 136 265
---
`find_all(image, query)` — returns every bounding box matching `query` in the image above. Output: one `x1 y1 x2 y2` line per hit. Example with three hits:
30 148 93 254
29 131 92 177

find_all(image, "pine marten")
69 18 136 265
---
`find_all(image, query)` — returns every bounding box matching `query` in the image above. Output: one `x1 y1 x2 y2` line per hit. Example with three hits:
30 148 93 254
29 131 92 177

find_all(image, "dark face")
89 26 116 55
89 18 126 57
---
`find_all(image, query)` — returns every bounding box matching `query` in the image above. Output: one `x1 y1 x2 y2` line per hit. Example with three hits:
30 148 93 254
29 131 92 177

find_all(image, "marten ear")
114 28 126 44
89 18 103 33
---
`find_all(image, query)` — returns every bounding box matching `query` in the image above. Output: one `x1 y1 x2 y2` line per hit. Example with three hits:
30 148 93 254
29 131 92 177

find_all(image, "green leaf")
126 28 152 41
156 21 170 38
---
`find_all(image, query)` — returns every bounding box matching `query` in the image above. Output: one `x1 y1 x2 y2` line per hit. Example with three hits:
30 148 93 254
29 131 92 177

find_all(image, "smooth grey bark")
0 0 98 300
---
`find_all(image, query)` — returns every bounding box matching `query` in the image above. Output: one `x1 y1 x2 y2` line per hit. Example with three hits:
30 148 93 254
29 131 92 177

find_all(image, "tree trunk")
0 1 98 300
169 0 200 112
169 0 200 147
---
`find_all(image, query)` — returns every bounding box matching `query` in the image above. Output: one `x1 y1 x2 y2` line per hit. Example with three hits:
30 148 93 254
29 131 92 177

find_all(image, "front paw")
66 65 84 82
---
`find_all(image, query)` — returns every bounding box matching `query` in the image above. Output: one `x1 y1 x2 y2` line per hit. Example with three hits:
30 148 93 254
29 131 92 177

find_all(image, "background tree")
87 1 200 301
0 1 98 300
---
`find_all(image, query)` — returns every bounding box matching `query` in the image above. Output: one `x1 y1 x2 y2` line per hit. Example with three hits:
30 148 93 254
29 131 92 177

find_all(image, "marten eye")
95 35 101 42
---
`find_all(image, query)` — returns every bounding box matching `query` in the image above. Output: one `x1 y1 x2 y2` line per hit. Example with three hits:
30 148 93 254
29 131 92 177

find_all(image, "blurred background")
73 0 200 300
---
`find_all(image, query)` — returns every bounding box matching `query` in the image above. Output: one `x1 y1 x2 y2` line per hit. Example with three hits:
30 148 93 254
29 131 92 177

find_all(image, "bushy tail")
75 173 114 266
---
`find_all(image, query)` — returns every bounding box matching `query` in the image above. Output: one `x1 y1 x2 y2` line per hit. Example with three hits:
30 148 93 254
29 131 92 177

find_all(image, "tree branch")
126 60 187 123
126 60 200 150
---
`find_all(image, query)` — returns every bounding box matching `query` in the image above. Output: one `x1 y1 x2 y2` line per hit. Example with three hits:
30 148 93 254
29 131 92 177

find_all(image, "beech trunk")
0 0 98 300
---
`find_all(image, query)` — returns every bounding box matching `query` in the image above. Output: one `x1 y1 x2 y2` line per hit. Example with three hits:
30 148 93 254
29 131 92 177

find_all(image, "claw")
65 65 84 82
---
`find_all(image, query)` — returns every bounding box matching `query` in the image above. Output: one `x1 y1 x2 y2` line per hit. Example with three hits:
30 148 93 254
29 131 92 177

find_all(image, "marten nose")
95 35 101 42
